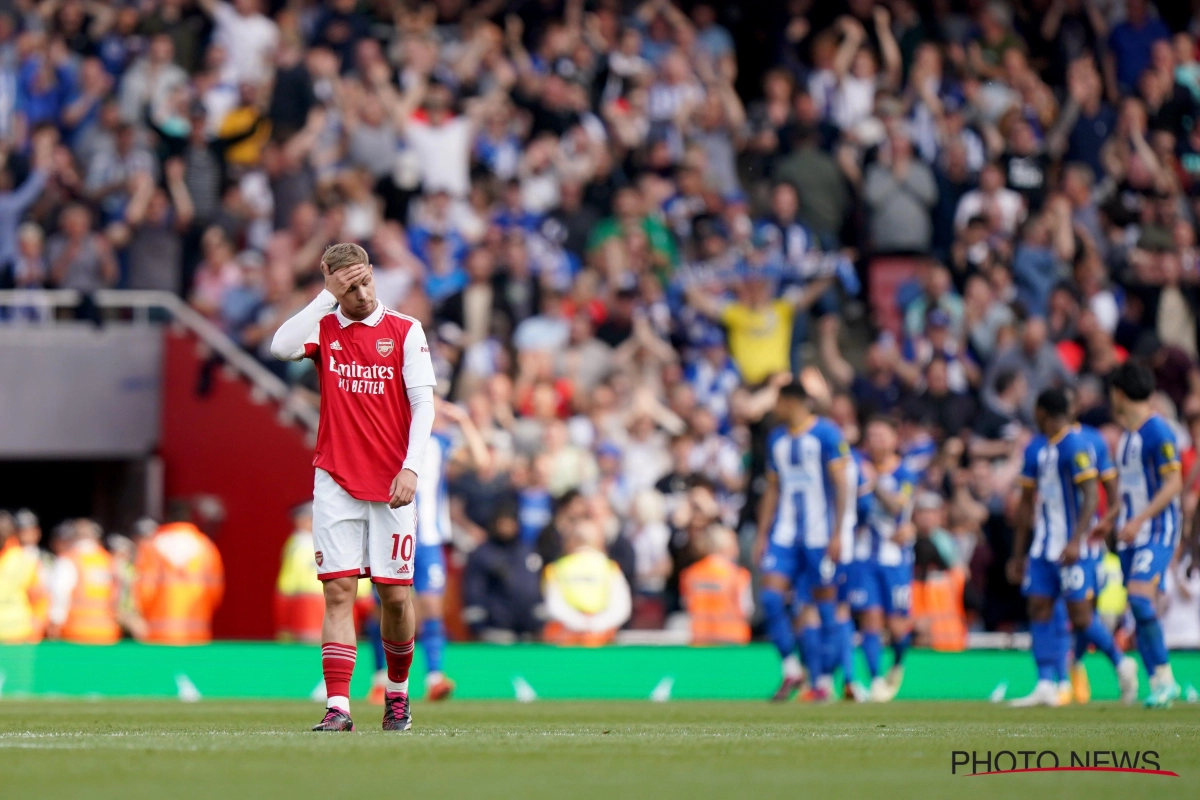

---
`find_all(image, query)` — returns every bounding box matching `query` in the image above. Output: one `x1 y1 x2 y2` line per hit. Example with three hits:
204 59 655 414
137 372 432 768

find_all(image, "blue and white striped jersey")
1075 423 1117 560
1115 415 1182 550
1020 428 1098 561
857 460 917 567
766 418 849 549
416 432 453 546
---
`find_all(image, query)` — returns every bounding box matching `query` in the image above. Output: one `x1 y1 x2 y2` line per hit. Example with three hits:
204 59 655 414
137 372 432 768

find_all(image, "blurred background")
1 0 1200 658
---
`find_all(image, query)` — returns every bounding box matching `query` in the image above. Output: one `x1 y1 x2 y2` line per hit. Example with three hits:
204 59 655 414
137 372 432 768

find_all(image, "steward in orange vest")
137 508 224 645
47 521 120 644
680 527 752 645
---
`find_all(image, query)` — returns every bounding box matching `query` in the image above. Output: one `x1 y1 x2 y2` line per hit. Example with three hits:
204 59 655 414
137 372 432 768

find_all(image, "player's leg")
1010 558 1060 707
879 565 913 701
369 501 418 729
807 548 840 701
1127 543 1177 707
1064 562 1136 703
311 470 368 731
1051 599 1073 705
414 543 453 701
834 570 859 700
847 564 884 689
760 541 803 701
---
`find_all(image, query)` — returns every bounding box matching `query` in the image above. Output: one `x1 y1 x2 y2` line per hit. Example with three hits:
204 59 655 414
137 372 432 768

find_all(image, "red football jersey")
303 302 437 502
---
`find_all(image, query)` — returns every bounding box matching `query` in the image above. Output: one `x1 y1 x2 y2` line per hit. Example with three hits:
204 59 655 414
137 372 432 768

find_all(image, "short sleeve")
1065 437 1097 485
1088 429 1116 480
818 421 848 466
1146 419 1181 475
717 302 742 327
402 321 437 388
1019 439 1041 488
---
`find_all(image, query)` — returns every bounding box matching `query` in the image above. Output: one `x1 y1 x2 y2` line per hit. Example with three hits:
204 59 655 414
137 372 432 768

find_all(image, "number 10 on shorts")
391 533 414 561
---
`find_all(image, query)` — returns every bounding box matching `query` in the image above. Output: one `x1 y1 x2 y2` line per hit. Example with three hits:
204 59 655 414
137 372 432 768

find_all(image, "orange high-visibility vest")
680 555 751 645
0 539 47 643
911 568 967 652
541 621 616 647
136 523 224 644
61 542 121 644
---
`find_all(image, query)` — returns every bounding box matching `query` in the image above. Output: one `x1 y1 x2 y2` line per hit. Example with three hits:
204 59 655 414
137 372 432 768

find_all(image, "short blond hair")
321 242 369 273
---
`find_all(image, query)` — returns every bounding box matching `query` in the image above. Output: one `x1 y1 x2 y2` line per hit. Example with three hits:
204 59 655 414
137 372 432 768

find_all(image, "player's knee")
761 588 787 618
376 584 413 617
1128 593 1157 624
321 578 357 611
1066 603 1092 630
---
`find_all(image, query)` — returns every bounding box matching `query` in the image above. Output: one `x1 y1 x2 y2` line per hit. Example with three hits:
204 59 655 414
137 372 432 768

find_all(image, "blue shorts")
846 561 913 616
413 543 447 595
761 542 842 600
1120 541 1174 589
1023 555 1094 603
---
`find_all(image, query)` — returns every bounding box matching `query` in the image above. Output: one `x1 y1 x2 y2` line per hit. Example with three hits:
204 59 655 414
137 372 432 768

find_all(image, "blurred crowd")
5 0 1200 643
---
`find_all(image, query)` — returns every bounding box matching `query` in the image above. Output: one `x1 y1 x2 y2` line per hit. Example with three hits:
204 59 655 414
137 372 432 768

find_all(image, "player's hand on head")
322 261 370 298
389 468 418 508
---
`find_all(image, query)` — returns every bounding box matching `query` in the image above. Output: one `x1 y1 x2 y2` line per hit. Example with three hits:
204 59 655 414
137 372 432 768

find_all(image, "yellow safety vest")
1096 552 1127 617
276 532 323 597
545 550 614 615
61 542 121 644
0 540 43 642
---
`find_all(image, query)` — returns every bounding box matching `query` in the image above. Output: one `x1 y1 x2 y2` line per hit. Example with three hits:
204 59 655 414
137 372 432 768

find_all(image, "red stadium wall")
159 329 315 639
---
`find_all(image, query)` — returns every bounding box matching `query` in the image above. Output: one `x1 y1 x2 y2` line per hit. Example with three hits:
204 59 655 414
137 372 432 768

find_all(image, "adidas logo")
329 340 343 351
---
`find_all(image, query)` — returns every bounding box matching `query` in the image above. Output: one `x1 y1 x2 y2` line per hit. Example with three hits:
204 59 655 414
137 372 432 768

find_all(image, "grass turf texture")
2 701 1198 799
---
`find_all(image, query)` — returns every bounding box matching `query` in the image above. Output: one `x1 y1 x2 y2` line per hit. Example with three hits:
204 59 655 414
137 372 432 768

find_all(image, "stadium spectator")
135 501 225 645
462 499 544 643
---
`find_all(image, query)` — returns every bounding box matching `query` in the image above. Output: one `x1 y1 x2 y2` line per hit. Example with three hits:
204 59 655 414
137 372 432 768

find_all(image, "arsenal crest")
314 550 324 567
376 338 395 357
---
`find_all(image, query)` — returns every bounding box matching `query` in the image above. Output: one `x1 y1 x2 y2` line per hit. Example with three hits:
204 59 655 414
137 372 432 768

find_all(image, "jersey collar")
335 301 385 328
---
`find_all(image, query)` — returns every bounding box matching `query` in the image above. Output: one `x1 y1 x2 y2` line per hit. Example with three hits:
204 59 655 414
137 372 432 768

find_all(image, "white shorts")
313 468 416 585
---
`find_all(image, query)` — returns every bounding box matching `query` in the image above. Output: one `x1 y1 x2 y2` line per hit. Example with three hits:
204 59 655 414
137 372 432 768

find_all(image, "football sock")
1073 628 1090 662
861 630 883 679
838 619 856 685
321 642 356 713
1129 595 1167 675
420 617 446 676
1055 615 1072 683
382 636 415 694
800 625 823 684
891 631 911 666
816 601 838 679
1030 619 1057 683
761 589 797 663
364 616 385 672
1082 615 1123 667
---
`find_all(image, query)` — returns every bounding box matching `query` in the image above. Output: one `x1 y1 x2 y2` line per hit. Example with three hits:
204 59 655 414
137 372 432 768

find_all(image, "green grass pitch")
3 700 1199 799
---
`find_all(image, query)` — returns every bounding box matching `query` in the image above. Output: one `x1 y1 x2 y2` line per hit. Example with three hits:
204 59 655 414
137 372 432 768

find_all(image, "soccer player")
271 242 437 732
1006 388 1138 707
754 380 849 702
1061 414 1122 704
850 417 917 702
1107 362 1184 708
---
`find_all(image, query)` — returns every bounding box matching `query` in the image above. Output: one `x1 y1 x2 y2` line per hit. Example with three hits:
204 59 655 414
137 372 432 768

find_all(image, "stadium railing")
0 289 319 439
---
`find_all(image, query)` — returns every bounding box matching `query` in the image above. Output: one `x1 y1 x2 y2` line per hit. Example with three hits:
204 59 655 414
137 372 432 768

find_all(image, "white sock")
386 679 409 695
372 669 387 687
426 670 444 687
782 654 802 680
1155 664 1175 686
326 695 350 713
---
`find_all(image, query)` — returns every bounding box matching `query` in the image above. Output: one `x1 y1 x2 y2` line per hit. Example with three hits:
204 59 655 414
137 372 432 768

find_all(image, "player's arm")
874 476 912 517
1063 475 1098 565
390 322 439 508
269 262 369 360
753 471 779 565
1095 472 1120 538
825 454 848 562
1007 483 1035 584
